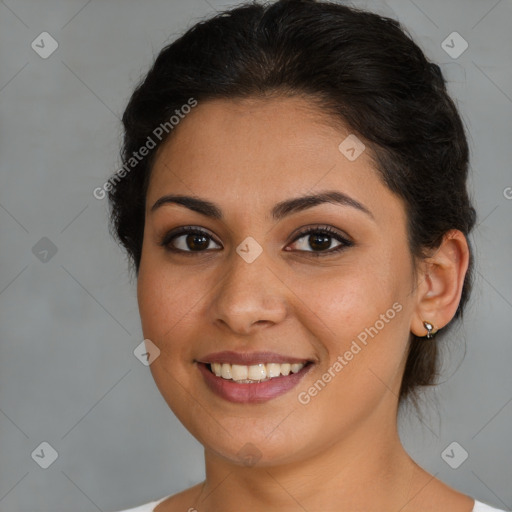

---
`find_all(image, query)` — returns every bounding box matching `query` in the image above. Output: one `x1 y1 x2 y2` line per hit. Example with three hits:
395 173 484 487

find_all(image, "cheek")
289 256 401 336
137 253 198 340
314 280 408 380
295 290 409 434
293 253 411 389
136 260 203 419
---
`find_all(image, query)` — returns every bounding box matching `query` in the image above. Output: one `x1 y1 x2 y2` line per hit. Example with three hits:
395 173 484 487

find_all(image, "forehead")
147 96 403 227
150 97 365 185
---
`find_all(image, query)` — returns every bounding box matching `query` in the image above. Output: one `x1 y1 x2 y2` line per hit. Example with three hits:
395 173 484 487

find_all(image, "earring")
423 320 436 339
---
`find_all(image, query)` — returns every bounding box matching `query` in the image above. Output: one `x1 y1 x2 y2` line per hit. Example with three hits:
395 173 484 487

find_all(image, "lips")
196 351 314 403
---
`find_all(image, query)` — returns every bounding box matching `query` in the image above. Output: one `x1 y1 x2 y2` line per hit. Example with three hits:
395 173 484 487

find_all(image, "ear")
411 229 470 338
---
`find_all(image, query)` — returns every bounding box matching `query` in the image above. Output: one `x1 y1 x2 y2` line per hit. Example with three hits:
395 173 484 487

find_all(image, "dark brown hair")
108 0 476 406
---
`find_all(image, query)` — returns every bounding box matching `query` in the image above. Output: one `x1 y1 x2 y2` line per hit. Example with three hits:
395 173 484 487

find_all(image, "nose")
208 249 289 335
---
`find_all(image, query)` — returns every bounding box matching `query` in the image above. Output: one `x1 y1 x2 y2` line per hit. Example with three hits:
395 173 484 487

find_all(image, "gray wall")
0 1 511 511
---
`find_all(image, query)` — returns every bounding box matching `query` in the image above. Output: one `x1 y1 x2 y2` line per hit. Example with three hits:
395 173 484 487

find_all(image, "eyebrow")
150 190 374 221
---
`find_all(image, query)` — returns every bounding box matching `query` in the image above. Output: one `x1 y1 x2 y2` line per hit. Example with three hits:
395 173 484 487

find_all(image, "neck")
194 414 419 512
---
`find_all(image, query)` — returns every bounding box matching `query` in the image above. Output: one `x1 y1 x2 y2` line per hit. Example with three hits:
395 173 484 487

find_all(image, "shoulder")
111 494 172 512
472 500 509 512
405 469 505 512
113 483 204 512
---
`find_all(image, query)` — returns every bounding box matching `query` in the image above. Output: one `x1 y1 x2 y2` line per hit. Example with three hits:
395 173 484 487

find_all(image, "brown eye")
161 227 222 253
183 233 210 251
288 226 353 256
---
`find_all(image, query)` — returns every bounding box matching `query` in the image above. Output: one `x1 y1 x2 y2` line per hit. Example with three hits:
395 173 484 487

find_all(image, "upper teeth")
210 362 305 382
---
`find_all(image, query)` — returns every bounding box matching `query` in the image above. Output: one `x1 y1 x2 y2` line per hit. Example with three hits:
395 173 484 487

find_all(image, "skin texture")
136 96 473 512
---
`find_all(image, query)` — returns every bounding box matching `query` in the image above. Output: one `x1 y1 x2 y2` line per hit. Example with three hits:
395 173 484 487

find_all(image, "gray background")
0 0 511 511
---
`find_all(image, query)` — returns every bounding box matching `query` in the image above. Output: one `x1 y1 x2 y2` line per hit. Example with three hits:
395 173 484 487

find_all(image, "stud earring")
422 320 437 339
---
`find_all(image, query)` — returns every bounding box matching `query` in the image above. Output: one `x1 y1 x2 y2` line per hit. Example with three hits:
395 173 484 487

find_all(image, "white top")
473 503 509 512
113 496 508 511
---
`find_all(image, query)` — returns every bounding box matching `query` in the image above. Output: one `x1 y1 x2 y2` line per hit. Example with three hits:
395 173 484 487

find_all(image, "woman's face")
137 96 420 466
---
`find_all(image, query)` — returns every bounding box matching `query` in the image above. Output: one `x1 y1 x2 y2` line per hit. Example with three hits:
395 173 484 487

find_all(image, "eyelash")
159 225 354 257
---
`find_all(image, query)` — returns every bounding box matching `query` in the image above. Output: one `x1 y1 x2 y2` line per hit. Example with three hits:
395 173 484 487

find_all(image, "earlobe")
411 229 470 338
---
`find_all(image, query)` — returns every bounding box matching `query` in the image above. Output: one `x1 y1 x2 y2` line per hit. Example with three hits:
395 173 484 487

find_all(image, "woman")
108 1 506 510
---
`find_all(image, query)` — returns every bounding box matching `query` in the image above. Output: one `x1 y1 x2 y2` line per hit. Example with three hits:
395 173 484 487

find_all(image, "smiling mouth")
207 361 310 383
